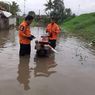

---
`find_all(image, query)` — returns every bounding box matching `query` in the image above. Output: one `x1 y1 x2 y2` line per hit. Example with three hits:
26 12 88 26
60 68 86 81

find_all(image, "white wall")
9 17 16 26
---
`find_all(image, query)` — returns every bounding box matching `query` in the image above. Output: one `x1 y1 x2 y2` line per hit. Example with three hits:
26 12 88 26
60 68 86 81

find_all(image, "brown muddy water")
0 27 95 95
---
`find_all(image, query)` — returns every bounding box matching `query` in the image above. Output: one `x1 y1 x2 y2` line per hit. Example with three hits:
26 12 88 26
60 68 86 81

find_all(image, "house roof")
0 6 12 18
2 11 12 17
0 10 12 18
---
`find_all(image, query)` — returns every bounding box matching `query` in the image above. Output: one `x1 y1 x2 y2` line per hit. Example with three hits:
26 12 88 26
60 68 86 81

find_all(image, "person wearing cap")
46 17 61 49
18 15 35 56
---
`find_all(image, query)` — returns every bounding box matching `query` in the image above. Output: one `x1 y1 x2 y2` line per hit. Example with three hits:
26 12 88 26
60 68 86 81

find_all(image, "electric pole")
24 0 26 15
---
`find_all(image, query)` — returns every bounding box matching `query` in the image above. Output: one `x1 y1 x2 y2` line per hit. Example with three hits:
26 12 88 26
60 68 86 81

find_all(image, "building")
0 6 16 30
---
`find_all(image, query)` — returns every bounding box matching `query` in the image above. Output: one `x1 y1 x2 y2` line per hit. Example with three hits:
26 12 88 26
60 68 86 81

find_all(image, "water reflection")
17 55 31 90
8 28 17 46
0 30 9 48
34 54 57 77
0 29 17 48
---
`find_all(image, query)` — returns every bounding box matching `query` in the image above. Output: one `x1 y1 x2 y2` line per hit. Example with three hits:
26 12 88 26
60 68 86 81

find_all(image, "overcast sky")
1 0 95 15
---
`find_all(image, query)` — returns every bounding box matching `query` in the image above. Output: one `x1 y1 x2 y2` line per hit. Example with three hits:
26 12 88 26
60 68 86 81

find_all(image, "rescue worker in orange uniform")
18 15 35 56
46 17 61 48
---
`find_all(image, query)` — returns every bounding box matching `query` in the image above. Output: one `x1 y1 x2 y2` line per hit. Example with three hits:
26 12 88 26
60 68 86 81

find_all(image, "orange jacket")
46 23 60 40
18 21 32 44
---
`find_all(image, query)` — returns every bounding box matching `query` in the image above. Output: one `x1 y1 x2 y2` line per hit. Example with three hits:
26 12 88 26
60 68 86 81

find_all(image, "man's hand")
27 35 36 40
48 33 52 37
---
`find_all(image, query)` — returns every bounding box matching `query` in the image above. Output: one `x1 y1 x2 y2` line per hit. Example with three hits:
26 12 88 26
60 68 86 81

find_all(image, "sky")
1 0 95 15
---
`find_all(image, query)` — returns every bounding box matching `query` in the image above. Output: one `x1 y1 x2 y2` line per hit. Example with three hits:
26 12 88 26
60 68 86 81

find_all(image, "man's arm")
54 25 61 34
19 25 29 37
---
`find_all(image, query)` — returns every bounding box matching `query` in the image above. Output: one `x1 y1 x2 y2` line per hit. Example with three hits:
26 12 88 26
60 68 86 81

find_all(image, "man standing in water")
18 15 35 56
46 17 61 49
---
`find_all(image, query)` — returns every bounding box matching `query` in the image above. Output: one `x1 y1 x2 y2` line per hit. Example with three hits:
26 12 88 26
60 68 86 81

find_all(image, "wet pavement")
0 27 95 95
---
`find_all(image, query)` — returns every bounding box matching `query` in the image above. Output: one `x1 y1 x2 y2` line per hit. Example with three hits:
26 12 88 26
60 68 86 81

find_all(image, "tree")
0 1 9 11
44 0 53 16
52 0 65 22
44 0 75 23
65 8 72 17
28 11 36 17
44 0 66 22
10 1 20 16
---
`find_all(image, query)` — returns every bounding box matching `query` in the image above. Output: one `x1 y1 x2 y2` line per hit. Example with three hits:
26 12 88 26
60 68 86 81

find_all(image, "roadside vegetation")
63 12 95 42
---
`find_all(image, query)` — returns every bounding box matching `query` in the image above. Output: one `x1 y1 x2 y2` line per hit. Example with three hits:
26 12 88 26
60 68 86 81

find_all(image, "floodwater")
0 27 95 95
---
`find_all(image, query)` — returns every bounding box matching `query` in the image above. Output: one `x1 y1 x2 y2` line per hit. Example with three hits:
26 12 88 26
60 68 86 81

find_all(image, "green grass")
16 17 24 25
62 12 95 42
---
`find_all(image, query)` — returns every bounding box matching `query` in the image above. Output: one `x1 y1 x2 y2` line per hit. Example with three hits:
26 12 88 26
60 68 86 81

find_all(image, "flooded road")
0 27 95 95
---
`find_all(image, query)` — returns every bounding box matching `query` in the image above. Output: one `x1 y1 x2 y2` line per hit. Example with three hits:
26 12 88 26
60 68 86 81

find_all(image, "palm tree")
10 1 20 16
44 0 75 23
44 0 53 17
52 0 65 22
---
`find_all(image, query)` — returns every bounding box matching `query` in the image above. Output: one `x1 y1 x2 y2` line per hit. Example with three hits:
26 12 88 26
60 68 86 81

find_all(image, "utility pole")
39 10 40 16
24 0 26 15
78 4 80 15
50 0 52 20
